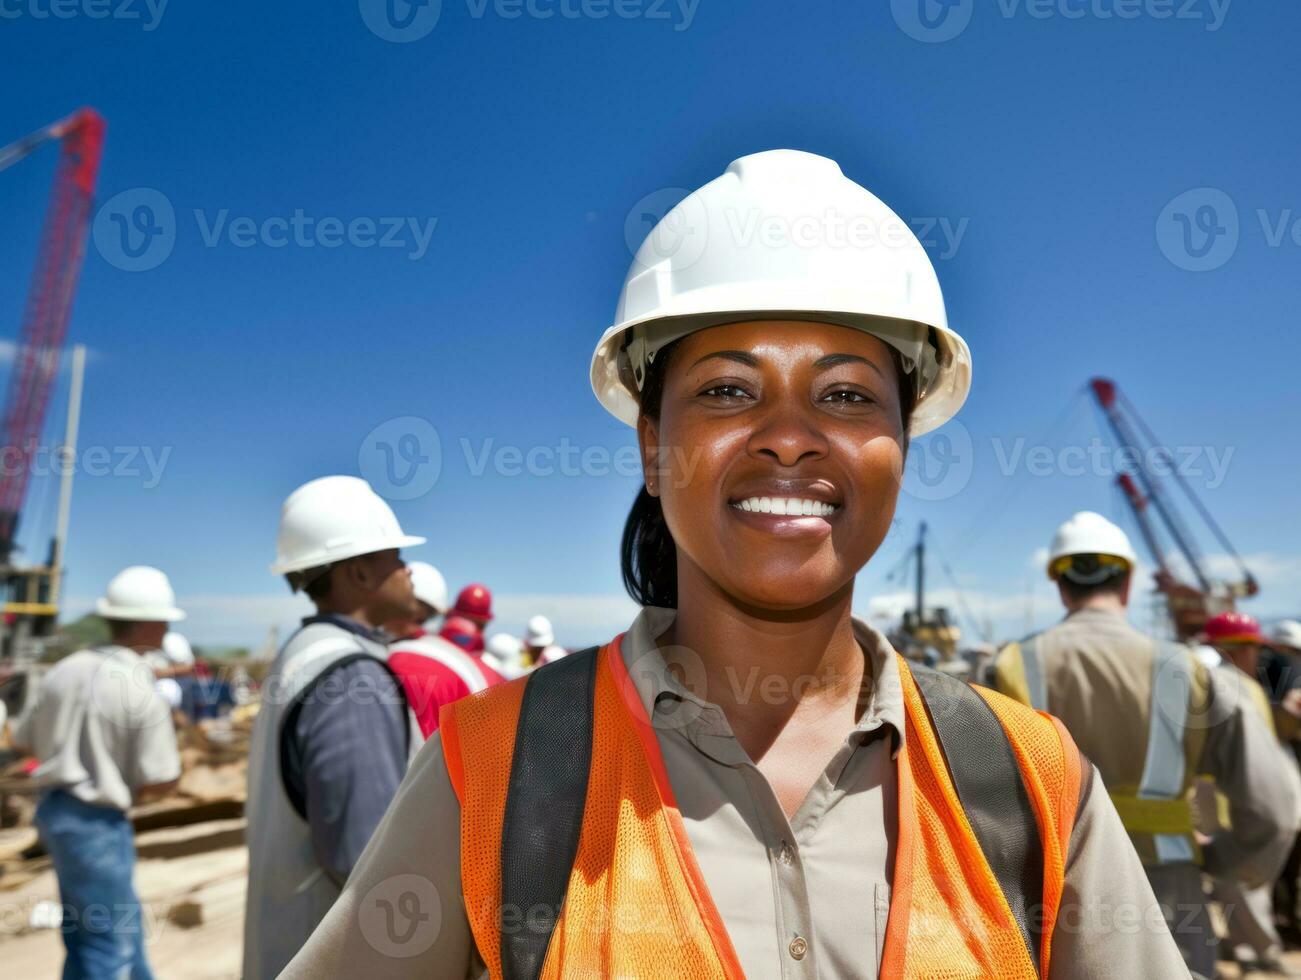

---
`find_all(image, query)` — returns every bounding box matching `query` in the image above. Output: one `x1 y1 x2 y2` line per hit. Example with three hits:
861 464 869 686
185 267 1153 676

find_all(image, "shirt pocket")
874 882 891 969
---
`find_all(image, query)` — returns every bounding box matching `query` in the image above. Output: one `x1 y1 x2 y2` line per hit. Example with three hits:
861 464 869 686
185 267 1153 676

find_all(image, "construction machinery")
893 521 963 661
1090 378 1257 641
0 109 104 663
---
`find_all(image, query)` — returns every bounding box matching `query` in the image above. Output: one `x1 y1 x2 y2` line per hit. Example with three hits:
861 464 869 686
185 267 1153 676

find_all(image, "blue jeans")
35 791 154 980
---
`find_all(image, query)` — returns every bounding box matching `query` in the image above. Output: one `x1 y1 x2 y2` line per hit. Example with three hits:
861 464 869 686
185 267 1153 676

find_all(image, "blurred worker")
383 561 449 641
994 513 1300 978
147 630 196 719
521 614 566 667
439 613 485 653
482 632 526 679
243 476 426 980
1204 612 1301 975
14 566 184 980
1269 619 1301 944
448 582 492 648
388 567 503 737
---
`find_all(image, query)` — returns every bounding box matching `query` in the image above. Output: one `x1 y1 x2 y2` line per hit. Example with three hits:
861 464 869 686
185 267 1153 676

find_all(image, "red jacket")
388 635 503 736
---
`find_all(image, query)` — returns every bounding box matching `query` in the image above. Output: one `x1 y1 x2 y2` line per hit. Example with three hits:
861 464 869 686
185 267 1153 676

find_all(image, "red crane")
1090 378 1257 640
0 108 105 562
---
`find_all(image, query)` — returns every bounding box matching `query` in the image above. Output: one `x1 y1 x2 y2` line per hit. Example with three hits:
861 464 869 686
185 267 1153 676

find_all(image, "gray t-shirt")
14 645 181 811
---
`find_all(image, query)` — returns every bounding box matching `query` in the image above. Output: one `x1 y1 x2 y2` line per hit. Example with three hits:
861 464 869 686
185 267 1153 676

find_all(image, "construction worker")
448 582 492 645
242 476 426 980
1269 619 1301 945
13 566 184 980
993 514 1300 978
388 563 502 737
382 560 450 641
286 150 1184 977
521 613 566 666
1202 612 1301 974
483 631 527 679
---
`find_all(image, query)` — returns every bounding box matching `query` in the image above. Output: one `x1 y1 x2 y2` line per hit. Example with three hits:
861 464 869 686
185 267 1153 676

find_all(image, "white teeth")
732 497 838 517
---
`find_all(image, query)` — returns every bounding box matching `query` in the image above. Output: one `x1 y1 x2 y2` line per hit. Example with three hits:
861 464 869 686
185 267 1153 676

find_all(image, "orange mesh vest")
441 637 1084 979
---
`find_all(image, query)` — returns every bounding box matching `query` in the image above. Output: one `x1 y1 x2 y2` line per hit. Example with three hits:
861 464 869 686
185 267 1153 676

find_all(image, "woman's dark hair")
620 331 920 609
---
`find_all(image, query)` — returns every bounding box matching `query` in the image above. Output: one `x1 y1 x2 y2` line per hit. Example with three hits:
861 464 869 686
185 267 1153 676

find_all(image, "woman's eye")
821 388 872 404
700 384 752 400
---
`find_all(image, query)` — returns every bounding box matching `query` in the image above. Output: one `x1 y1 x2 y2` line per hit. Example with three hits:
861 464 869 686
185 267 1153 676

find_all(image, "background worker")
439 613 486 653
147 630 196 720
13 566 184 980
994 513 1300 978
382 561 449 641
482 632 526 679
447 583 492 648
242 476 426 980
388 564 502 737
1203 612 1301 975
521 613 566 666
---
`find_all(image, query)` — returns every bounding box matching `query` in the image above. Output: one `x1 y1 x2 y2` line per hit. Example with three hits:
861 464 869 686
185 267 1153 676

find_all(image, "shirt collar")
619 606 907 757
302 613 387 643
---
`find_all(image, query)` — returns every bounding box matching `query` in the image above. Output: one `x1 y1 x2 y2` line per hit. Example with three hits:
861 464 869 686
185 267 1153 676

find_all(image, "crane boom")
0 109 105 560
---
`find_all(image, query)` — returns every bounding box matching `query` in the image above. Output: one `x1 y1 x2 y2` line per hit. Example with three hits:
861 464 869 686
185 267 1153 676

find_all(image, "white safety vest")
242 621 422 979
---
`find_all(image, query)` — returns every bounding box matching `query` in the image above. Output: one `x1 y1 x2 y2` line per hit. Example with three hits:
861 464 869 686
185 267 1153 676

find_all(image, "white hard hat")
408 561 449 615
1047 511 1138 583
1271 620 1301 650
1192 644 1222 670
270 476 425 575
524 614 554 648
486 632 522 661
96 566 186 622
591 149 971 437
162 631 195 665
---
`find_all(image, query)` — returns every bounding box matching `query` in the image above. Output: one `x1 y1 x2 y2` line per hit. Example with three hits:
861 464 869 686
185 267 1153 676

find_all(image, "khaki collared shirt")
13 645 180 812
285 607 1186 978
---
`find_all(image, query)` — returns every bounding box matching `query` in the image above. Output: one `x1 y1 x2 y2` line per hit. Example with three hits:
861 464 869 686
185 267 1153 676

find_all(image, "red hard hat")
1205 612 1262 645
440 615 485 653
452 583 493 621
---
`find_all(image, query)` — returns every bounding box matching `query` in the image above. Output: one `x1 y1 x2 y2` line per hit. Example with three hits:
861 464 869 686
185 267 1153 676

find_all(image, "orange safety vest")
441 637 1085 979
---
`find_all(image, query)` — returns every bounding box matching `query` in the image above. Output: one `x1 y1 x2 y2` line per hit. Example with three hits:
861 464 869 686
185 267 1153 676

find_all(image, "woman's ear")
638 414 661 497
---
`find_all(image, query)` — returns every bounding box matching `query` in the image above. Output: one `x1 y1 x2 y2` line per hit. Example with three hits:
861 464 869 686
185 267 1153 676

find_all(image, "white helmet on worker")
270 476 425 583
590 149 972 436
1046 511 1138 584
408 561 450 616
1271 620 1301 651
96 566 186 622
525 614 555 648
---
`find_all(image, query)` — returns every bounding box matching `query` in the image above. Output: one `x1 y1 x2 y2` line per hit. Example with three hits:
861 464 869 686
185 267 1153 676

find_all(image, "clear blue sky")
2 0 1298 649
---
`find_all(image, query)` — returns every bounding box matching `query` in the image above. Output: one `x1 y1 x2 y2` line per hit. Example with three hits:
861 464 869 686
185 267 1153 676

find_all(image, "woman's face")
640 320 907 611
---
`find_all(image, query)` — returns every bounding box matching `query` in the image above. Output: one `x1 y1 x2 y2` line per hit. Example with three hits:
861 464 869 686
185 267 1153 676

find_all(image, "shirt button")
789 935 808 960
779 842 794 866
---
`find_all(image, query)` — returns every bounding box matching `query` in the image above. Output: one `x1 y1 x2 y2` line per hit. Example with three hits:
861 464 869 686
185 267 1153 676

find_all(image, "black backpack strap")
910 665 1046 976
500 647 600 980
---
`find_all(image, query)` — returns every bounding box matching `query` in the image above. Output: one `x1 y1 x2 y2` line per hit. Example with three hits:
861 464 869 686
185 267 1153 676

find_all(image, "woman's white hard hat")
590 149 972 436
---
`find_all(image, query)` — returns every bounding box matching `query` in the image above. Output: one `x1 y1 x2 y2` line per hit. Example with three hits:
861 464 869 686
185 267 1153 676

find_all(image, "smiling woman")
282 151 1188 980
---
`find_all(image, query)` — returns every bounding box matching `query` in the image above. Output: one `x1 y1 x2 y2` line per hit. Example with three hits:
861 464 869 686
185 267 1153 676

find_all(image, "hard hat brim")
95 599 186 622
269 533 427 576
